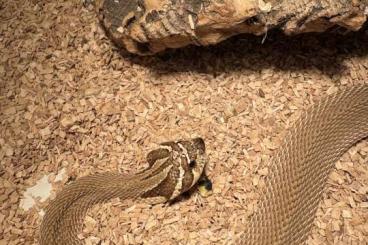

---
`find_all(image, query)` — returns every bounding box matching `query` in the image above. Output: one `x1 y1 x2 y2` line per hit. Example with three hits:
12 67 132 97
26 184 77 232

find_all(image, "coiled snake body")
40 85 368 244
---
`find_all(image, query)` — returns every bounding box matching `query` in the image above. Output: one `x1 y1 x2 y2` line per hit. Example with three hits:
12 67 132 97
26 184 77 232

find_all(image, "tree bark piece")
94 0 368 55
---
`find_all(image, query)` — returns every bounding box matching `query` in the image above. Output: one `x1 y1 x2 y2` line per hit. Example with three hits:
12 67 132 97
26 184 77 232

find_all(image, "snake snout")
192 137 205 153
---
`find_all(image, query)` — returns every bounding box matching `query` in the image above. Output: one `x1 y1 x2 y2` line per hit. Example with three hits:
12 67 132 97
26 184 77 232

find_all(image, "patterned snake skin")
39 138 207 245
40 85 368 244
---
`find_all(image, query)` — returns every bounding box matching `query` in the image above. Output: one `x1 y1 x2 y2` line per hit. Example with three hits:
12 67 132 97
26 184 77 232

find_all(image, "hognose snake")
40 84 368 244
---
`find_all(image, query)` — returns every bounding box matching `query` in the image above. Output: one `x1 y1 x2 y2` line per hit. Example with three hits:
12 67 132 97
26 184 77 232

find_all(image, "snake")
39 138 208 245
39 84 368 244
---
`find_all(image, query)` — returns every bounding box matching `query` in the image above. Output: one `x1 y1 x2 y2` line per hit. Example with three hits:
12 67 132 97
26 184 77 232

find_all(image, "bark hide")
94 0 368 55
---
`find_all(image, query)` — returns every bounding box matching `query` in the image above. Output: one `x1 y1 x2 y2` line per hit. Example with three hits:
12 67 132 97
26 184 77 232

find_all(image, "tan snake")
40 84 368 244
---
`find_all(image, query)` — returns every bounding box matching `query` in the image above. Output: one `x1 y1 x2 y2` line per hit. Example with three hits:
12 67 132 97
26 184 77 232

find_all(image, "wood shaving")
1 1 367 244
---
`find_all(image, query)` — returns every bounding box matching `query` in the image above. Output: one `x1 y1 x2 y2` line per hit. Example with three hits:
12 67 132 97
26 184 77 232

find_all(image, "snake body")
240 84 368 244
40 85 368 244
39 138 207 245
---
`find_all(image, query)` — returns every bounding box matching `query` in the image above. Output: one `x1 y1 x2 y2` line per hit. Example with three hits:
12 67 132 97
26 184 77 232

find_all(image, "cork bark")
94 0 368 55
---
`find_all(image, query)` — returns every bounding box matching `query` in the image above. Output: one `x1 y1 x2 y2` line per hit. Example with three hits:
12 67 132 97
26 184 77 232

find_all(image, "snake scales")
39 84 368 244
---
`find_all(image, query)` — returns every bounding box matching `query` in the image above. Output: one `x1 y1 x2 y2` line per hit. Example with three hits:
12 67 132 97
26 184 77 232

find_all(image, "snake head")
175 137 207 189
144 137 208 200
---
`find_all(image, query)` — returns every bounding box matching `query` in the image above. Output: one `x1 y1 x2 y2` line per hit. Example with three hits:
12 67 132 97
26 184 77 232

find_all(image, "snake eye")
189 160 196 168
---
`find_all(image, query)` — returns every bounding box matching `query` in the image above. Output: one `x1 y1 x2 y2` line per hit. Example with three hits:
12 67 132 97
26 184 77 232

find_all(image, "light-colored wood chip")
1 1 367 244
